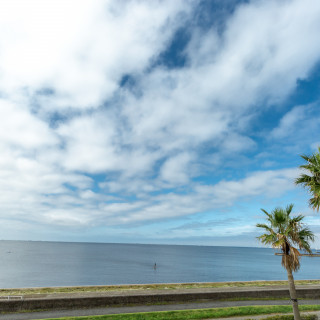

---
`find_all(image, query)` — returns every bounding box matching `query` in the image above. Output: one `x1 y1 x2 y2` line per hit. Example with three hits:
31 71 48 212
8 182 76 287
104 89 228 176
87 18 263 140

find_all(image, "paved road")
1 299 320 320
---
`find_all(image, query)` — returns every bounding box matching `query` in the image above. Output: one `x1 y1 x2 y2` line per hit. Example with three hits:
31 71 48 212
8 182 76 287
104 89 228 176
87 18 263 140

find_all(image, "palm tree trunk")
287 267 301 320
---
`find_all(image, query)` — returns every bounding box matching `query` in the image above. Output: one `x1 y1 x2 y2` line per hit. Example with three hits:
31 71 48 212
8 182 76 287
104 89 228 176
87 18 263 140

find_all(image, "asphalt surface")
1 299 320 320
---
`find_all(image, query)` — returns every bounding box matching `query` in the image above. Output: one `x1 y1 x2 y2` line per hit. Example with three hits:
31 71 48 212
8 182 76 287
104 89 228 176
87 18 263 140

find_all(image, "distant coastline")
0 239 263 248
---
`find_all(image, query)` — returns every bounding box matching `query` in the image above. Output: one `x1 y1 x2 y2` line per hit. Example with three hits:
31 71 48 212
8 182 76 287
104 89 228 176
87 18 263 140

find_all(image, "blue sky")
0 0 320 247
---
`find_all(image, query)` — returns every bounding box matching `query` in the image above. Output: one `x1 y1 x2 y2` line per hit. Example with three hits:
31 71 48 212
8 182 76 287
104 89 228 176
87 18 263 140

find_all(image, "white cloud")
57 112 119 173
160 153 193 184
0 0 193 109
185 0 320 109
222 133 256 153
0 165 297 228
0 0 319 239
269 103 320 155
271 105 307 139
93 167 300 226
210 168 299 204
0 99 57 149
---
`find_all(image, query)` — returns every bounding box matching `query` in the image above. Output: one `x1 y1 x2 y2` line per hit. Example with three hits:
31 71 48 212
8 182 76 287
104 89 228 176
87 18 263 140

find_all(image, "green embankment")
2 279 320 296
35 305 320 320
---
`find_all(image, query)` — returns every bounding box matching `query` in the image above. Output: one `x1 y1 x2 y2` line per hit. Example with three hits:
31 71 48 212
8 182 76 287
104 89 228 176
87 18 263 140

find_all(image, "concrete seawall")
1 286 320 312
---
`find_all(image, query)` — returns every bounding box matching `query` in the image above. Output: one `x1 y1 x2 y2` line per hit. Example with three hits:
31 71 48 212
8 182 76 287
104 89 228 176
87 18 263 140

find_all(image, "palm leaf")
296 148 320 212
257 205 314 273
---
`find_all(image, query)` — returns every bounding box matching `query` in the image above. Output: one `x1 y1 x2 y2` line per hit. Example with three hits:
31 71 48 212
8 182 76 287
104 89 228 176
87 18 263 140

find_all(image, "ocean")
0 241 319 289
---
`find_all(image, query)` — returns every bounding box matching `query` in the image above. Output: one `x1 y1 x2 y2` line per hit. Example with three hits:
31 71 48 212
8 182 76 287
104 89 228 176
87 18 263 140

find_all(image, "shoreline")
1 279 320 295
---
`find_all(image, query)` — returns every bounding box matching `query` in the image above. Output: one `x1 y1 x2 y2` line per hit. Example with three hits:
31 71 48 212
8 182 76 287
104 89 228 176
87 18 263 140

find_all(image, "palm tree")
256 204 314 320
295 147 320 211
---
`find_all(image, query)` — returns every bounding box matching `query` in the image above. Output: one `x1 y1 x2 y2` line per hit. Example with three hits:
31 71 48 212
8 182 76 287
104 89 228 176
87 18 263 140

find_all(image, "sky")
0 0 320 247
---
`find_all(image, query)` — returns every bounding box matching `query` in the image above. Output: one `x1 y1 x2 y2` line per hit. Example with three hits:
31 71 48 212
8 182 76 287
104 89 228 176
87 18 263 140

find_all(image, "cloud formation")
0 0 320 243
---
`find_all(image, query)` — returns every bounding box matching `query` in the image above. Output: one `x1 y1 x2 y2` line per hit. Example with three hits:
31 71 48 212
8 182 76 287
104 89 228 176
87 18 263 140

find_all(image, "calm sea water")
0 241 319 289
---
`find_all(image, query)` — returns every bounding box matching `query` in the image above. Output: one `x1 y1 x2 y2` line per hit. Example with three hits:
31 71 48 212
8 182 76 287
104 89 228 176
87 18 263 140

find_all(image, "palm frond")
257 204 314 273
296 148 320 211
299 154 311 163
286 204 294 216
257 233 277 245
309 196 320 211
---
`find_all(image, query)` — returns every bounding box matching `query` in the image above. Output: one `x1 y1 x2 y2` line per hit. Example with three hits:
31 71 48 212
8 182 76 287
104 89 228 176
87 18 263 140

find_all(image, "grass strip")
262 315 317 320
2 279 320 296
33 304 320 320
